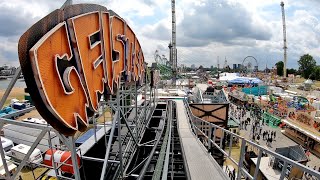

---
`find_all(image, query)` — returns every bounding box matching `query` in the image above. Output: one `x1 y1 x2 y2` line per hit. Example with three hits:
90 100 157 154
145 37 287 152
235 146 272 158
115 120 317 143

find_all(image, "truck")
2 124 60 152
11 144 43 168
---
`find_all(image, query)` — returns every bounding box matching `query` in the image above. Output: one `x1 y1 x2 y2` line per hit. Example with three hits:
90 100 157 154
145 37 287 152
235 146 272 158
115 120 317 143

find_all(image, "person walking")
264 131 267 140
232 169 236 180
304 140 308 148
274 131 276 138
306 149 310 159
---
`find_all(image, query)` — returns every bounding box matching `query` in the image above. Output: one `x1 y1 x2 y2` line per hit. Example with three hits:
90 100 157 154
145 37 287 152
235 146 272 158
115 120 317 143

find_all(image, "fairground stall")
281 97 320 156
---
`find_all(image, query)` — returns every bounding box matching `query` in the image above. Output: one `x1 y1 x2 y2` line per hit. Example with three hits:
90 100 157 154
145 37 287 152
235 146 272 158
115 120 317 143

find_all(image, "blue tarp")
228 77 262 84
242 86 268 96
75 127 102 146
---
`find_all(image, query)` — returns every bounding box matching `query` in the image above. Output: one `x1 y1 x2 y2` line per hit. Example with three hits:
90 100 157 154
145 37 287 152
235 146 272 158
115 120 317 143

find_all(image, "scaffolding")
0 63 161 179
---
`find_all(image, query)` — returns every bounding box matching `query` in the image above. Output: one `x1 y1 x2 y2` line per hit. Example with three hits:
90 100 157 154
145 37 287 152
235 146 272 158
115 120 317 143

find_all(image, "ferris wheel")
242 56 258 73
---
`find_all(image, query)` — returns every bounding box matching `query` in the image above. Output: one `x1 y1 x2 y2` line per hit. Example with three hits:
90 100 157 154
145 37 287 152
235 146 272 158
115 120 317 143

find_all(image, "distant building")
233 64 237 69
0 66 16 76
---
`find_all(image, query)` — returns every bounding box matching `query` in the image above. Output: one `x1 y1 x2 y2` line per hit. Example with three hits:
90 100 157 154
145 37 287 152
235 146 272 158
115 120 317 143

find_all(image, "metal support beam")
0 123 10 179
68 136 81 180
119 108 139 146
253 150 263 179
1 106 36 119
236 139 246 180
118 87 124 178
279 161 288 180
100 111 118 180
161 103 172 180
138 121 165 179
12 129 47 179
0 67 21 109
48 131 60 180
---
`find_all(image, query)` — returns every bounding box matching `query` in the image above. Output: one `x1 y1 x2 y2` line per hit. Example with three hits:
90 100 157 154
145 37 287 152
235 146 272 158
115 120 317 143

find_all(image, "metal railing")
183 100 320 180
202 89 229 103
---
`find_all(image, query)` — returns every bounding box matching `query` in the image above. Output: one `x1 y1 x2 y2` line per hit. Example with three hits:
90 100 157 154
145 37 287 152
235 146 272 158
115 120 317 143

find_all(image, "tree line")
276 54 319 80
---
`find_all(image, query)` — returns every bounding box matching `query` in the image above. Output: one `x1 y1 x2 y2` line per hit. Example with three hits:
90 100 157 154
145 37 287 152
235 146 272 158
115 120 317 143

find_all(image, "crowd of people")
230 102 320 179
303 165 320 180
230 103 278 146
262 130 277 147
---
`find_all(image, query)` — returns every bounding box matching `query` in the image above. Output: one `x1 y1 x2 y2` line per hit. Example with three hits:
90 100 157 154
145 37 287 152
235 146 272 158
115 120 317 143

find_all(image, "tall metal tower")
281 1 287 78
171 0 177 83
224 57 228 69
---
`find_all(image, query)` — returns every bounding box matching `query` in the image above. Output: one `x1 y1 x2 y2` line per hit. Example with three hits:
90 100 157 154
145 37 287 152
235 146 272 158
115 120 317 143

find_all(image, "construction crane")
280 1 287 78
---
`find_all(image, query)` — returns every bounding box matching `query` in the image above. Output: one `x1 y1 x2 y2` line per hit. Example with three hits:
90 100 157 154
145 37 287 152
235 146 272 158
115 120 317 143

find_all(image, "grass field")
293 77 320 88
0 87 25 106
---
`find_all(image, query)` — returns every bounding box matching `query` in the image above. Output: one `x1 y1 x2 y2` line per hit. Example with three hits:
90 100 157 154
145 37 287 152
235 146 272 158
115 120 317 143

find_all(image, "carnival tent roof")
229 90 248 101
228 77 262 84
219 73 239 81
304 79 313 84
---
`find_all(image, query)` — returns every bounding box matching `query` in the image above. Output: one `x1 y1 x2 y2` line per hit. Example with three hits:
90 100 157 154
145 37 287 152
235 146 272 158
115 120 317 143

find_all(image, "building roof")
228 118 239 128
228 90 248 101
282 119 320 143
275 145 308 162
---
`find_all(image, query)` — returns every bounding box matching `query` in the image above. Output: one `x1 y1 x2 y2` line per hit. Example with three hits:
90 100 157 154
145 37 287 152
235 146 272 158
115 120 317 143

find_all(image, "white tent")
219 73 239 81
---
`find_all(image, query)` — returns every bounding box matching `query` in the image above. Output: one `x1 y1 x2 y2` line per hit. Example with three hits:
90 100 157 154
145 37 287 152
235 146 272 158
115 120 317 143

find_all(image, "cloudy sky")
0 0 319 69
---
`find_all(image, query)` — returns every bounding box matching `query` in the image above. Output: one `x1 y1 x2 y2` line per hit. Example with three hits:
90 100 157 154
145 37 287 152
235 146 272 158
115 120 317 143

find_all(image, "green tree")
311 66 320 80
298 54 316 79
275 61 284 76
287 68 297 75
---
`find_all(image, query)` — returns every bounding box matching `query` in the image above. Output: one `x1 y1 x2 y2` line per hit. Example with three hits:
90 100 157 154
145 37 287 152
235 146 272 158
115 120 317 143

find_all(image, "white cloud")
0 0 318 69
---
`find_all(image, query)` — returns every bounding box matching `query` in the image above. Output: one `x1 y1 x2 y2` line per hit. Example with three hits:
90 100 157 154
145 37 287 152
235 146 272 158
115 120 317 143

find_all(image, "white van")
11 144 43 168
1 137 14 155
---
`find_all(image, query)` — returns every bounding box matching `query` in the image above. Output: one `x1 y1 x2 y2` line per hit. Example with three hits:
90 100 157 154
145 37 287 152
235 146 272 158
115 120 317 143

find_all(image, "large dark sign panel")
18 4 145 135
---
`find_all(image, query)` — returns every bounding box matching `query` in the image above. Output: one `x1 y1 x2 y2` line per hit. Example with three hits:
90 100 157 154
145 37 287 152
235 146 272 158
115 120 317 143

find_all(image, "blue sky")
0 0 319 70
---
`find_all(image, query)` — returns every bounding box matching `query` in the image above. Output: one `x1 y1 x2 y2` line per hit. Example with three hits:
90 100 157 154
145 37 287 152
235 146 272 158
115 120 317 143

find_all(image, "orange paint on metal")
125 25 135 82
68 12 105 112
134 38 140 81
111 16 125 87
101 12 113 93
29 23 88 130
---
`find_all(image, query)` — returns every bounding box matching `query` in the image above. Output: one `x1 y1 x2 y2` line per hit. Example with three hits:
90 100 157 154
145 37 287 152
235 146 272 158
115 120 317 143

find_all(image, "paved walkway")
233 105 320 169
175 100 228 180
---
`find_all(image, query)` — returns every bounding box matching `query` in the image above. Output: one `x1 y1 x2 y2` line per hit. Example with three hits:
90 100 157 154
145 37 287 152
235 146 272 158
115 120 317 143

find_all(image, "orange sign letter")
29 22 89 131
